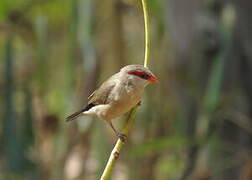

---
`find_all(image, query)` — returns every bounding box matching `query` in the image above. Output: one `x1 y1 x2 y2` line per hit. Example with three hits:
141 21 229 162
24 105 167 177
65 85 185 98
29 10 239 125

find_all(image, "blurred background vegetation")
1 0 252 179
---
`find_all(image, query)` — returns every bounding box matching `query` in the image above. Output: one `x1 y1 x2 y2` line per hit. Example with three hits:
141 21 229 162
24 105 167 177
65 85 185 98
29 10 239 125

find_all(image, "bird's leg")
108 122 127 142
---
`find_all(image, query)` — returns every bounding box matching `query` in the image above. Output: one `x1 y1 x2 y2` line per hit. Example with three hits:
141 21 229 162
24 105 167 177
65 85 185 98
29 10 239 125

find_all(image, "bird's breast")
102 82 143 120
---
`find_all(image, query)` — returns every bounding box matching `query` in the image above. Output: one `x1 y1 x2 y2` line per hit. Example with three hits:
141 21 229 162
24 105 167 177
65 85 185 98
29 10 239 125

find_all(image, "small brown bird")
66 64 158 139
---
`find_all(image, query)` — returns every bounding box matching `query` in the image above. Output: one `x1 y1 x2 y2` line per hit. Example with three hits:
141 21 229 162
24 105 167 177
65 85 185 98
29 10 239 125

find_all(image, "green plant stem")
100 108 138 180
142 0 150 68
99 0 150 179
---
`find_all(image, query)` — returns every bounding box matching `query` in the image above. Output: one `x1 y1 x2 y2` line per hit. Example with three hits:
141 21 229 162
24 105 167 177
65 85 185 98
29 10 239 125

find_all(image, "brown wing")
87 73 118 105
66 74 118 122
87 90 96 100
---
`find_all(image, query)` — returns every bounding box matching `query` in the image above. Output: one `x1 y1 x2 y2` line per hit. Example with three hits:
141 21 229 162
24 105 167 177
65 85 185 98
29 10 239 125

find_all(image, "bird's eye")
140 74 150 80
128 71 150 80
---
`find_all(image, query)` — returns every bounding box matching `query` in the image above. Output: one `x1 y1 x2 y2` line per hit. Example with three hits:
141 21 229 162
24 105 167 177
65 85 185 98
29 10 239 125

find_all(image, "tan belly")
100 92 141 120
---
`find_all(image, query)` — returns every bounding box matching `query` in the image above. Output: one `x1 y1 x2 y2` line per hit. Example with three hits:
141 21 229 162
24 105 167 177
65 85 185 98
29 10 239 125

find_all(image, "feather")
66 104 95 121
66 74 117 121
87 74 118 105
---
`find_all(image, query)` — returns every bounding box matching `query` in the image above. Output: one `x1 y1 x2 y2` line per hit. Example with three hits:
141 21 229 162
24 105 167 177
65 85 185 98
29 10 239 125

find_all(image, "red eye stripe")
128 71 151 80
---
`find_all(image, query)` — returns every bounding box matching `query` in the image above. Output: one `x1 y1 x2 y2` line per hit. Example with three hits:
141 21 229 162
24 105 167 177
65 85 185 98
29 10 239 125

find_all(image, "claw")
117 133 127 142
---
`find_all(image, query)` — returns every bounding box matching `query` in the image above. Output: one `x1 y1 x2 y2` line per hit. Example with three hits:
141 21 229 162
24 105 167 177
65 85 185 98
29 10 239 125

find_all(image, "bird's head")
120 64 158 85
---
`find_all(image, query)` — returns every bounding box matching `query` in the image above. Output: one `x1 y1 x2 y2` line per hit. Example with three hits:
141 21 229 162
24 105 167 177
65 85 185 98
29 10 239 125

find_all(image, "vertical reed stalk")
100 0 151 179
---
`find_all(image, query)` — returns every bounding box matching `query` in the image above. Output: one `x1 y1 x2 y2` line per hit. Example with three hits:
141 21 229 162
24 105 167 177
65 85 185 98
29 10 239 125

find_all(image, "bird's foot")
117 133 127 142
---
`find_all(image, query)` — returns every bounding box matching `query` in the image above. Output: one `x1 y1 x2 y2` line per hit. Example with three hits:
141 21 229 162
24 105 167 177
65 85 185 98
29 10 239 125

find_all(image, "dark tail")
66 104 95 122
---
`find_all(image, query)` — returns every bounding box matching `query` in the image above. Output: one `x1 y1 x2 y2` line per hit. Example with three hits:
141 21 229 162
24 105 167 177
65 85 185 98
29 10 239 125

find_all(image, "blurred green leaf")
129 136 190 157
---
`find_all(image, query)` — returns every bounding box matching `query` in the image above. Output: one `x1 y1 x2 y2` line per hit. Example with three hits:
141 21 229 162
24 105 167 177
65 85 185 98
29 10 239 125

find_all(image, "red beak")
148 75 159 82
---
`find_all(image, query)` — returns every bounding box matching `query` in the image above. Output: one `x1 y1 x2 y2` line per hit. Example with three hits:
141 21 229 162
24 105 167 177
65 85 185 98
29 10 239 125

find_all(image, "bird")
66 64 158 140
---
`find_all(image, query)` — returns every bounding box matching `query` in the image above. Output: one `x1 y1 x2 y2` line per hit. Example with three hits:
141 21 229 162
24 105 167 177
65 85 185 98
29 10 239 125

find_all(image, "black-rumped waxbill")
66 64 158 140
